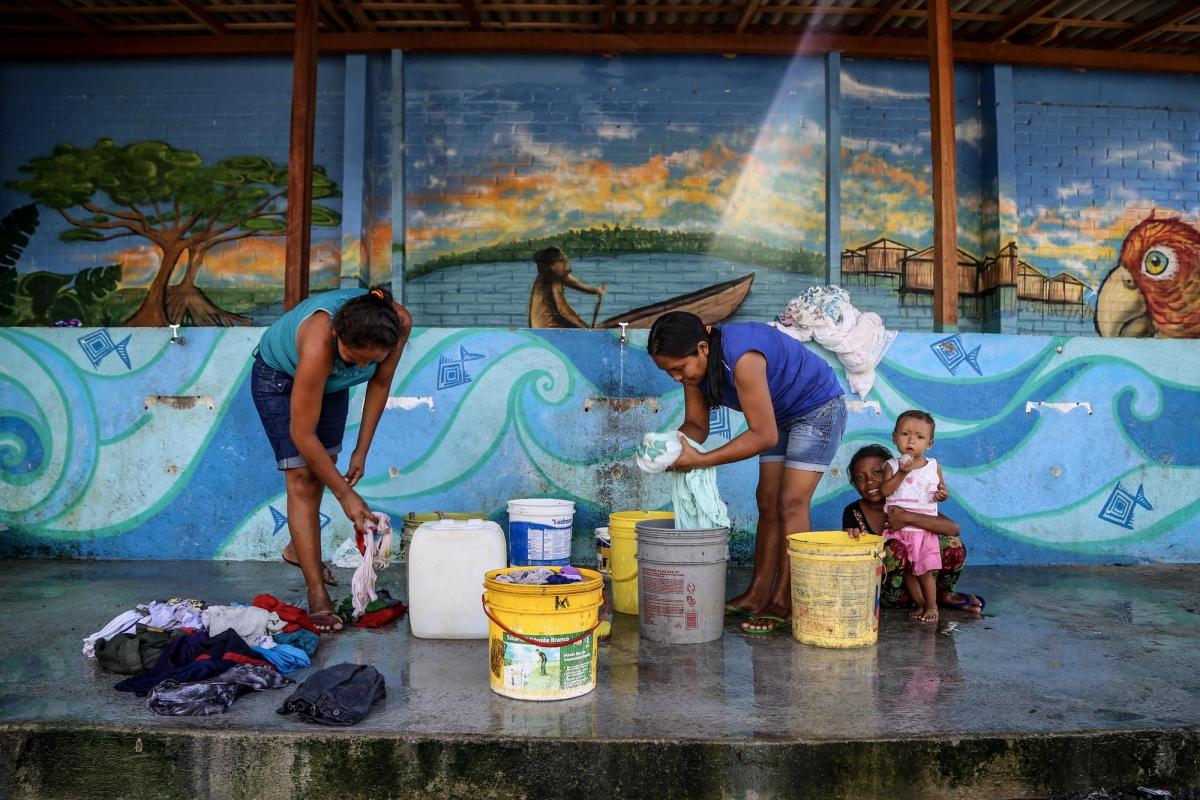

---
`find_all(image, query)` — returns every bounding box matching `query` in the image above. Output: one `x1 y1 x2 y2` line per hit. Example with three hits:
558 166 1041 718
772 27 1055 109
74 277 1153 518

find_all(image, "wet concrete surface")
1 558 1198 741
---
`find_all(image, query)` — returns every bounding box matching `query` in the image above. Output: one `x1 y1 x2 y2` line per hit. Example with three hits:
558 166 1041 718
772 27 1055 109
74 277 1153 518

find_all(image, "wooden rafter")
461 0 483 29
1112 0 1200 51
989 0 1062 44
862 0 907 37
319 0 351 32
733 0 764 35
344 2 377 31
174 0 230 36
4 30 1200 70
38 0 104 37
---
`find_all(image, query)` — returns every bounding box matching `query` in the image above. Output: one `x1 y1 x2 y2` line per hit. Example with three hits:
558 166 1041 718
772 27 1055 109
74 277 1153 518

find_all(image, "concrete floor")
1 558 1199 799
2 558 1198 738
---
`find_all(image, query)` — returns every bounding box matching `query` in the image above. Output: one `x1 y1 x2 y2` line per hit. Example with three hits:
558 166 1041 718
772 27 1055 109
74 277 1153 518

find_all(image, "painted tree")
7 139 340 326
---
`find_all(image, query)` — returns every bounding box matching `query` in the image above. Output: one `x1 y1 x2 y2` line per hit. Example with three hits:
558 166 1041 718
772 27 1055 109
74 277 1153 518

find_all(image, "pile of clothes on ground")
83 594 387 724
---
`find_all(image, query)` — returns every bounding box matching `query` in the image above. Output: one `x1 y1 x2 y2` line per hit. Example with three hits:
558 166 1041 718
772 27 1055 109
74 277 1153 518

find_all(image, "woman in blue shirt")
648 311 846 635
252 286 412 632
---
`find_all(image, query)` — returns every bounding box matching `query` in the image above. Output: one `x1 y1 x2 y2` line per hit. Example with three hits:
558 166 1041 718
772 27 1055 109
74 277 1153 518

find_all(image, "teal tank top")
255 289 377 394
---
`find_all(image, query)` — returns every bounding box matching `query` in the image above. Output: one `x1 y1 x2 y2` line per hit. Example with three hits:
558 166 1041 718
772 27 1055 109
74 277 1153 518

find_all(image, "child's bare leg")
903 569 926 619
916 571 938 623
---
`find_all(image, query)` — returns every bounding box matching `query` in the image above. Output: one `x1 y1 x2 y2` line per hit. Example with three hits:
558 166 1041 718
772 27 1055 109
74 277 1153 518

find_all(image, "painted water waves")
1 327 1198 565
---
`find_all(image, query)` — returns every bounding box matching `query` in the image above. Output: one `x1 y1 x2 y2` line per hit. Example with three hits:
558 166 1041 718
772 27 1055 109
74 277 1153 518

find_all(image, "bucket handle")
610 568 637 584
481 594 606 649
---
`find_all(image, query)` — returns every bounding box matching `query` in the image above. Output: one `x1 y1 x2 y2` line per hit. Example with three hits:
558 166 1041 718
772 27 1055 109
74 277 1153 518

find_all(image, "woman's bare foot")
283 543 337 586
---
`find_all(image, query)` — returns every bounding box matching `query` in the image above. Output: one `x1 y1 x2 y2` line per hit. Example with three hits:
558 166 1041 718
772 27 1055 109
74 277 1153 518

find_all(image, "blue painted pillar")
981 64 1019 333
825 51 842 286
390 49 406 302
340 54 368 289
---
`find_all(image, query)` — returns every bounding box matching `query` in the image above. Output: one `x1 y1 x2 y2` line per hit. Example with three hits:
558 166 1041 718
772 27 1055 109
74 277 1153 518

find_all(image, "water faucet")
168 323 187 346
618 322 629 345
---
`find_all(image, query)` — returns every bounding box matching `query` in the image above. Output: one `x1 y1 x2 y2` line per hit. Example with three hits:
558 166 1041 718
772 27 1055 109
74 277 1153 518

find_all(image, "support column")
825 51 842 286
981 64 1019 333
284 0 318 310
927 0 958 332
390 49 406 302
340 54 368 289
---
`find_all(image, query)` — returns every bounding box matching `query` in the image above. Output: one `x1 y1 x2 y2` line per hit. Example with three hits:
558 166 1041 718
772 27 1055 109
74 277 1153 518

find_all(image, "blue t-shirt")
255 289 376 394
702 322 842 421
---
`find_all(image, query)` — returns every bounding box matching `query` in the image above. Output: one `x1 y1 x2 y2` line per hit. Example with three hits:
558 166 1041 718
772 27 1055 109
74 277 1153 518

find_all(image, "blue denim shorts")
251 355 349 470
761 395 847 472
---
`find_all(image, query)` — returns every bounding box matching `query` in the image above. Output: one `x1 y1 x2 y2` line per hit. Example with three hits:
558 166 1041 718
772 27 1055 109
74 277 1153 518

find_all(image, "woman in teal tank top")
251 286 412 632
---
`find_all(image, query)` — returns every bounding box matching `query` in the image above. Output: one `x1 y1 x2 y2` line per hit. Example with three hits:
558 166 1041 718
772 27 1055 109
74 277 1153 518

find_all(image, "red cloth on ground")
252 593 320 634
354 602 407 628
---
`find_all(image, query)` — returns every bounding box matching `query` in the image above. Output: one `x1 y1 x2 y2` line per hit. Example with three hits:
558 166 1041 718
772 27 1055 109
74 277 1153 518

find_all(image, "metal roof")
2 0 1199 68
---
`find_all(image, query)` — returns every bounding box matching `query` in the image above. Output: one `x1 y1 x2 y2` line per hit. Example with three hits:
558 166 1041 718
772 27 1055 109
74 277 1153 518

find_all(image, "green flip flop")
724 602 752 617
740 615 789 636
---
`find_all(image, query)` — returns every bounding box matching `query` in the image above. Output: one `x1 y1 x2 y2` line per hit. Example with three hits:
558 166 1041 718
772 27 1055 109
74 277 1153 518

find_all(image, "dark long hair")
847 444 893 484
647 311 725 410
333 285 403 350
533 246 566 276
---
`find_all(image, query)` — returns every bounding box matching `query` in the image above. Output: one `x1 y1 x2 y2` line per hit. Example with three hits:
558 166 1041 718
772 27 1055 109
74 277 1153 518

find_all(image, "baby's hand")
934 482 949 502
897 454 914 471
844 527 862 540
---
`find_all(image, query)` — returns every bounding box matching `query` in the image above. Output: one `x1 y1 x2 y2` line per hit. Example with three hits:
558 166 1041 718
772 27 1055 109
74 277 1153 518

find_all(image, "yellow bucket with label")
483 567 605 701
608 510 674 615
787 531 884 648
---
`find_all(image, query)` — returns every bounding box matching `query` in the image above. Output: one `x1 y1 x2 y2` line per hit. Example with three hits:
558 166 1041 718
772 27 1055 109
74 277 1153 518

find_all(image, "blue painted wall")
2 326 1197 565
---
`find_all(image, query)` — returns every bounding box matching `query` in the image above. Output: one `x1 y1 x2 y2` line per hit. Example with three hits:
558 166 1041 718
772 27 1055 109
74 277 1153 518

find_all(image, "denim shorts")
251 355 349 470
761 395 847 472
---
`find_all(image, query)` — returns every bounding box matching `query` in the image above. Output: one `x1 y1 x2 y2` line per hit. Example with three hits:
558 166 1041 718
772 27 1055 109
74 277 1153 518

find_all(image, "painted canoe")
598 273 755 329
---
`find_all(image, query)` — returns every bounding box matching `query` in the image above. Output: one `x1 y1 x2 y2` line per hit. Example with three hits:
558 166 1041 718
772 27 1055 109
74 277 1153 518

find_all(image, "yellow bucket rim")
609 510 674 533
787 530 885 550
484 566 604 594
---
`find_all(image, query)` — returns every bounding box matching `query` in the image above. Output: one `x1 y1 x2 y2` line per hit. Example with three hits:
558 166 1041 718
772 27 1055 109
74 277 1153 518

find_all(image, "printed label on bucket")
509 520 572 565
641 567 699 631
495 631 593 695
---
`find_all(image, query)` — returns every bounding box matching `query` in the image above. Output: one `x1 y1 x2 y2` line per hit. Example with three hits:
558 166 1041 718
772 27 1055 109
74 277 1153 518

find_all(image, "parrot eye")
1141 247 1177 280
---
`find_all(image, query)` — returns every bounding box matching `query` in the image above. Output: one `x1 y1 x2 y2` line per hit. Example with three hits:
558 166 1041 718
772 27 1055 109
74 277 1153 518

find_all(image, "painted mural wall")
2 326 1197 565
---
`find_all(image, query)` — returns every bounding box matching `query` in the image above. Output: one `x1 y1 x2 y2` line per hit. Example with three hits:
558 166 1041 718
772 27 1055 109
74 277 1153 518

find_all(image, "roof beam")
37 0 104 37
344 3 377 31
461 0 483 29
733 0 763 35
1112 0 1200 50
989 0 1059 43
174 0 230 35
603 0 616 33
862 0 906 37
6 30 1200 73
319 0 351 32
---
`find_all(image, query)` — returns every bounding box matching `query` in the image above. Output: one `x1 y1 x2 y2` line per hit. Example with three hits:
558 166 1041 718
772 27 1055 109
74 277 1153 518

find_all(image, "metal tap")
618 322 629 345
168 323 187 346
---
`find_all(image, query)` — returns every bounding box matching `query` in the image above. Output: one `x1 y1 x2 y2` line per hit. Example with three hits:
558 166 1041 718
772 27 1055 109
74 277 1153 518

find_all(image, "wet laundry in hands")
351 512 393 617
635 432 730 529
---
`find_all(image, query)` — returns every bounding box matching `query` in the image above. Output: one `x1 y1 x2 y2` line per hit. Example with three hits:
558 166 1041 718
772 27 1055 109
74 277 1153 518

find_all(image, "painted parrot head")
1095 214 1200 338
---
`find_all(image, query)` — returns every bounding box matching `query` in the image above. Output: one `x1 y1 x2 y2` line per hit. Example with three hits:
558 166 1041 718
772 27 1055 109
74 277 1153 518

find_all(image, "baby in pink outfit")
880 410 949 624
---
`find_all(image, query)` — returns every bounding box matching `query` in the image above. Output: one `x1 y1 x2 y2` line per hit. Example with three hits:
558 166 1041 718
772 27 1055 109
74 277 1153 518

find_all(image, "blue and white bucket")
507 498 575 566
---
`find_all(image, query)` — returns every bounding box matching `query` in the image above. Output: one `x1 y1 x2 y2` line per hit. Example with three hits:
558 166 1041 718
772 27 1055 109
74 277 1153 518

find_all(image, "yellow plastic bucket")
483 566 605 701
787 531 884 649
608 510 674 615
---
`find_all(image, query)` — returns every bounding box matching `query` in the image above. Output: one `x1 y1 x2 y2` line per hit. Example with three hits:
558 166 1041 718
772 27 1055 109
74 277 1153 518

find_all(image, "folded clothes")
147 664 293 717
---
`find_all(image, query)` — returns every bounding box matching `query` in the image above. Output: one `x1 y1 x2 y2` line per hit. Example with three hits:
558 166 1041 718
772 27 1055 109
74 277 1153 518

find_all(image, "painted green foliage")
6 139 341 327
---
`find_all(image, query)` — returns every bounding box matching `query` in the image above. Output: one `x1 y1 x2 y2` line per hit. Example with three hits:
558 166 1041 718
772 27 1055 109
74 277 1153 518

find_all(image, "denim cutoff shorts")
251 355 349 470
760 395 847 472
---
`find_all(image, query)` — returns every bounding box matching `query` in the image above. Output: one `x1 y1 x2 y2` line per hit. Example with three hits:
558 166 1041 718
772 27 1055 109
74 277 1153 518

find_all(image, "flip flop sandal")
740 615 789 636
945 594 985 611
308 612 344 633
724 602 752 617
282 555 338 587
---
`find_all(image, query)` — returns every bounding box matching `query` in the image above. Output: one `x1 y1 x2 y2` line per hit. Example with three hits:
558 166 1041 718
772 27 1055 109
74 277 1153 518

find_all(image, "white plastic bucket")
635 518 729 645
507 498 575 566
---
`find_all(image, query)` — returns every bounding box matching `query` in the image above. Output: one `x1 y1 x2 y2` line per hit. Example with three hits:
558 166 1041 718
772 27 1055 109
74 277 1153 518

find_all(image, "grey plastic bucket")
634 518 729 644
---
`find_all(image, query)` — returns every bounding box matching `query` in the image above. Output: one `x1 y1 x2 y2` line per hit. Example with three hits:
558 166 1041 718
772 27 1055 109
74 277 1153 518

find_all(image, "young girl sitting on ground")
880 410 949 624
